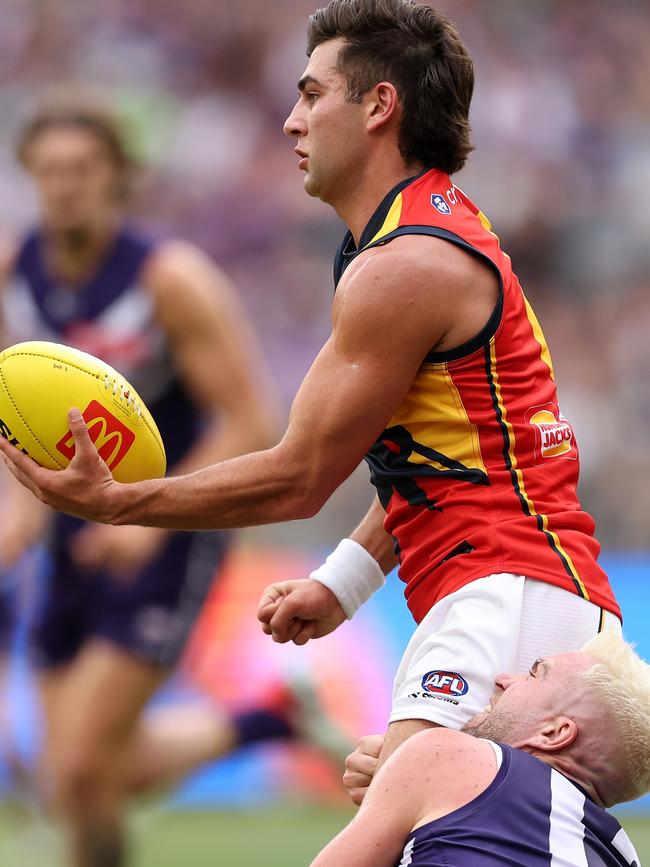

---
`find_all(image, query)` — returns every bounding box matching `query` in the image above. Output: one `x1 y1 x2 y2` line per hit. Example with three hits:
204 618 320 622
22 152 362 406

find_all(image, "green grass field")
0 804 648 866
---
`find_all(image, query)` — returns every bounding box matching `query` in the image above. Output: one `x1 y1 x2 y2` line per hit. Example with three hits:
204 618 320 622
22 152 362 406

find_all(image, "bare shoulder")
340 233 489 297
142 239 230 302
337 233 498 355
392 727 497 769
388 729 499 827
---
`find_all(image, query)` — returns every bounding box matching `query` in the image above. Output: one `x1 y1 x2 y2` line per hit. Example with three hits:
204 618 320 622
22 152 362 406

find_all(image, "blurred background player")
0 98 344 867
314 631 650 866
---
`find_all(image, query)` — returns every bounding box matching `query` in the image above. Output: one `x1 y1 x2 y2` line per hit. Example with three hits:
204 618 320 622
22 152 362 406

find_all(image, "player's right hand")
257 578 346 645
343 733 385 806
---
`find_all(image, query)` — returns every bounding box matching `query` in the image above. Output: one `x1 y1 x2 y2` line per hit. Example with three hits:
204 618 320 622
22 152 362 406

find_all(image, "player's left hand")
70 523 168 578
257 578 347 645
0 408 124 524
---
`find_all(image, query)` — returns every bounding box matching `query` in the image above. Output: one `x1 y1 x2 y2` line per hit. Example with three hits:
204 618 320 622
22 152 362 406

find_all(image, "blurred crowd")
0 0 647 547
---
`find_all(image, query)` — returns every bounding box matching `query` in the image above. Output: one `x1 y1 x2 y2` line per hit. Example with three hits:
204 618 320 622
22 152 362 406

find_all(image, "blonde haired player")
315 631 649 866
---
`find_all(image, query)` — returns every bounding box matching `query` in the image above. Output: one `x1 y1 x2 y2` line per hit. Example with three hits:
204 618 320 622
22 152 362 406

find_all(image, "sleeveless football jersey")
396 743 639 867
3 226 201 468
334 170 620 624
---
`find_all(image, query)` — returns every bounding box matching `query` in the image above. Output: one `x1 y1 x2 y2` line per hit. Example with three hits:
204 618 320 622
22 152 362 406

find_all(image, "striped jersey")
334 170 620 624
396 742 640 867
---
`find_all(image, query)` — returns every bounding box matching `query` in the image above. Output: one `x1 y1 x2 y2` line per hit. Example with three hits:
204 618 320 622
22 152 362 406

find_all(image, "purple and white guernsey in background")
2 226 228 667
4 227 201 466
396 742 640 867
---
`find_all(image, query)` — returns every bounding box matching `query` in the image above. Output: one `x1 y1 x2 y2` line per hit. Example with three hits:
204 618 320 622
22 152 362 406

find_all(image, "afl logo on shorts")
431 194 451 215
421 670 469 696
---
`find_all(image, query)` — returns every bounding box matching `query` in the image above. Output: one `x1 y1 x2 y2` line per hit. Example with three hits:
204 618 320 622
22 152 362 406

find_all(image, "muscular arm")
311 729 498 867
0 235 498 529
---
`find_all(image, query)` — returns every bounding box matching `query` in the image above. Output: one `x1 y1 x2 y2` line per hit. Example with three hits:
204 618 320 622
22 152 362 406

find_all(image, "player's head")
463 631 650 807
284 0 473 204
16 98 135 235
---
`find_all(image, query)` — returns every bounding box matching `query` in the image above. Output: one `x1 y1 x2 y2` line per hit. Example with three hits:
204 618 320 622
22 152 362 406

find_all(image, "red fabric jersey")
334 169 620 624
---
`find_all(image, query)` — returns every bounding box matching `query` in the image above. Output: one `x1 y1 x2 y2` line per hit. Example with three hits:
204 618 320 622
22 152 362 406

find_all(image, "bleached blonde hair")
580 630 650 802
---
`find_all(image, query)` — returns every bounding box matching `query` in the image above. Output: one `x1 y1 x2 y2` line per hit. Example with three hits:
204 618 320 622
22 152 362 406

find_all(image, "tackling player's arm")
0 236 495 529
311 729 498 867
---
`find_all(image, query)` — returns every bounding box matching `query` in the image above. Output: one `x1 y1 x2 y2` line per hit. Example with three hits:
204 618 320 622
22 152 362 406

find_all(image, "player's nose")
283 102 306 137
494 672 523 690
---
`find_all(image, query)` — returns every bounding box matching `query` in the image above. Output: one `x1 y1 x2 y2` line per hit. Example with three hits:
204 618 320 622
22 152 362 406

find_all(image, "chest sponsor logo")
421 670 469 696
56 400 135 470
527 406 576 460
431 193 452 215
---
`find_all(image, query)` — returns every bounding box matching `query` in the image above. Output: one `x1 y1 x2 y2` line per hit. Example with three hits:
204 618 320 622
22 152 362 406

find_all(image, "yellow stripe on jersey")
523 294 555 381
386 362 487 473
488 339 588 599
367 193 404 247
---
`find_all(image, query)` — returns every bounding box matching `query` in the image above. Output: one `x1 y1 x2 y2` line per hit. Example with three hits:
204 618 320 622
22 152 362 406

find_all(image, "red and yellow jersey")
334 169 620 624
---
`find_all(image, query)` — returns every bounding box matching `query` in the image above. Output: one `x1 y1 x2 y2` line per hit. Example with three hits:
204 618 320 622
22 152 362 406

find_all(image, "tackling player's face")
22 126 121 234
284 38 369 204
463 652 593 747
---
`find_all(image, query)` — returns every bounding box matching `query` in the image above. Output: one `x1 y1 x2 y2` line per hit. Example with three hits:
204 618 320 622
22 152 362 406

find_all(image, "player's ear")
366 82 400 132
527 716 578 753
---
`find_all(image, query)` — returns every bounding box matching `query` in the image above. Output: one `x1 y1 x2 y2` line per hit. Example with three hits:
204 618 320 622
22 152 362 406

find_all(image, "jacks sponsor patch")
526 404 576 463
421 670 469 697
56 400 135 470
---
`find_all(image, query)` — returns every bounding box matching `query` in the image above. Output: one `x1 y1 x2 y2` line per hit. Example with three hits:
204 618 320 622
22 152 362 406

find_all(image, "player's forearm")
349 494 397 574
110 446 325 530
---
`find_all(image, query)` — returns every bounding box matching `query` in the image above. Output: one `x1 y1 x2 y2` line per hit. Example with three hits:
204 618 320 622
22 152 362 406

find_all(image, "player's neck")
43 214 120 286
334 155 424 246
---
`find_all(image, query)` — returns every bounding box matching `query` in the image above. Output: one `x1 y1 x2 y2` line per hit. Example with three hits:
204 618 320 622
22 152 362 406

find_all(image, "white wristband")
309 538 386 620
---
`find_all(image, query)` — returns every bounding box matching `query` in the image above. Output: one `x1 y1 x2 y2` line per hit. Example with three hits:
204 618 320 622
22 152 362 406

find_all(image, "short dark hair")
307 0 474 175
16 98 137 191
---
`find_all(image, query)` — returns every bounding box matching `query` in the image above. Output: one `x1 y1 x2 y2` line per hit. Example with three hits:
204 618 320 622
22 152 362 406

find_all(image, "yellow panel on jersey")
386 362 487 475
367 193 404 247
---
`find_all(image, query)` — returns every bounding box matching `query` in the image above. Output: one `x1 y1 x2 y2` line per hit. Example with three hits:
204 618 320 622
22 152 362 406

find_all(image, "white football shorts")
390 573 621 729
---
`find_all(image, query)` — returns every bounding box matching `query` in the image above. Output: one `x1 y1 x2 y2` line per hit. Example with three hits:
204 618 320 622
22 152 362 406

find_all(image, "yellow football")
0 341 166 483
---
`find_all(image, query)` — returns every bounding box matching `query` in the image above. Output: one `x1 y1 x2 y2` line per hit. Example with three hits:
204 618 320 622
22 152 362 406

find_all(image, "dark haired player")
0 0 623 786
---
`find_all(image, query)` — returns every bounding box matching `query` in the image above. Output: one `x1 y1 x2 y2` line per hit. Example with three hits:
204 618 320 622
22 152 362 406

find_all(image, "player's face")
284 39 370 203
462 652 592 746
22 126 120 233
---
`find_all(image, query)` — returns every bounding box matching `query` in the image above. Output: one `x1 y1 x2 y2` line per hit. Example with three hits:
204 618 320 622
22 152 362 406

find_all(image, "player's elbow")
268 448 334 521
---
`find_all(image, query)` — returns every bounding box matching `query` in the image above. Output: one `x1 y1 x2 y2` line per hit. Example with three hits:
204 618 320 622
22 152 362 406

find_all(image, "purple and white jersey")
3 227 201 467
396 742 640 866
